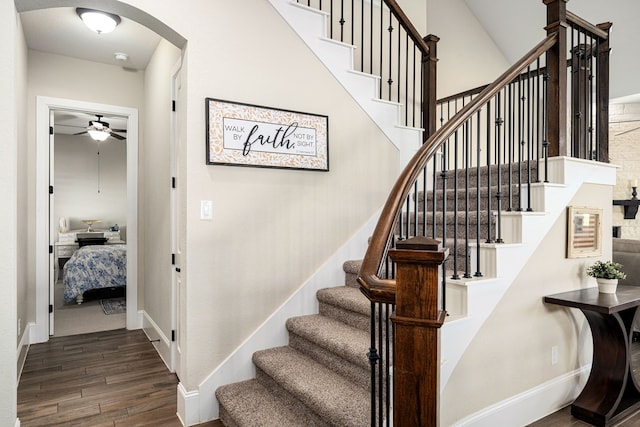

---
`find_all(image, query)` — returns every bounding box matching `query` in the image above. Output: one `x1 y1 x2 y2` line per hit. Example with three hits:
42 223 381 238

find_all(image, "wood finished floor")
18 328 640 426
17 328 223 427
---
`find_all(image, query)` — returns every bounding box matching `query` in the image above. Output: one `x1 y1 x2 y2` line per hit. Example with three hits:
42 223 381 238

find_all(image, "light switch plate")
201 200 213 220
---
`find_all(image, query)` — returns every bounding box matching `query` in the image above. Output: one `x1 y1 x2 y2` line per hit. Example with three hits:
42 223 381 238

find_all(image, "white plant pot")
597 278 618 294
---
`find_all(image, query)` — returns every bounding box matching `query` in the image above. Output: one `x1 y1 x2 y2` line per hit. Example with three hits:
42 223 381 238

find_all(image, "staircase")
212 1 615 425
216 261 371 426
215 163 551 426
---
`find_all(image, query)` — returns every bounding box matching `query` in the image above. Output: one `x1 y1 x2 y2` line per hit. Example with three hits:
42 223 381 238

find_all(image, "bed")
63 244 127 304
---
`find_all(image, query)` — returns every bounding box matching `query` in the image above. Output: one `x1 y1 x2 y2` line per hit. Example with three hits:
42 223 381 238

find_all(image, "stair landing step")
216 379 316 427
253 346 370 427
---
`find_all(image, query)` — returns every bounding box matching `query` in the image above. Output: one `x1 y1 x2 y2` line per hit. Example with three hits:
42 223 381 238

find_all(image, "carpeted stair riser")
396 210 494 240
416 183 527 213
317 286 370 332
439 161 539 190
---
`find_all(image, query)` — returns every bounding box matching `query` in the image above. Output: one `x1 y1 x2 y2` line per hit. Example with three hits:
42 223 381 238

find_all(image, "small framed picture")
567 206 602 258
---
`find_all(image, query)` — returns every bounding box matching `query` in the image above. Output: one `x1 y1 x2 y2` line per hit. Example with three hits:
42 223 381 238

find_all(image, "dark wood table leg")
571 307 640 426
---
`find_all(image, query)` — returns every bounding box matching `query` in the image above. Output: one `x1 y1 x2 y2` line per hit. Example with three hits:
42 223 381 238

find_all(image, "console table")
544 286 640 426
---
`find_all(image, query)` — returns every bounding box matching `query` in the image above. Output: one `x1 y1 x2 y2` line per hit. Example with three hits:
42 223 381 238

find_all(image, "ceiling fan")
74 114 127 141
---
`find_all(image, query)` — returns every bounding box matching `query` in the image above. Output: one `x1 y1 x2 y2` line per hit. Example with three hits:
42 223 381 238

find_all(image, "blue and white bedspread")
63 244 126 303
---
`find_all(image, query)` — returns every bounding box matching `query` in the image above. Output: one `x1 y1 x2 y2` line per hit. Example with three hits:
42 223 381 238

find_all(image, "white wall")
27 50 145 323
141 38 181 353
427 0 511 98
112 0 399 390
441 183 611 425
1 2 22 426
54 133 127 237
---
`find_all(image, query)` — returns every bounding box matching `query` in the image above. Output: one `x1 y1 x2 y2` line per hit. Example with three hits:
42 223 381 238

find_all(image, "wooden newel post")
544 0 568 158
422 34 439 142
389 237 448 427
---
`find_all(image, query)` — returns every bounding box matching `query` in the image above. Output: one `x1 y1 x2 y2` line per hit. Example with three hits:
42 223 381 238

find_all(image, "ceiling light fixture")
76 8 121 34
86 118 112 141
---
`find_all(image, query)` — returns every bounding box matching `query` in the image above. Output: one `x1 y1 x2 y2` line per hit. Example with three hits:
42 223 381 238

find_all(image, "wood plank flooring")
19 328 640 426
17 328 223 427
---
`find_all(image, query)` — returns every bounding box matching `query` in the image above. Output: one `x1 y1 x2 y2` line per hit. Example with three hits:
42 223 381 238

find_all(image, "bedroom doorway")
35 97 139 342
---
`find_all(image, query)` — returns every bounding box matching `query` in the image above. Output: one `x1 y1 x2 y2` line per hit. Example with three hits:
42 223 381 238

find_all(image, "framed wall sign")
205 98 329 171
567 206 602 258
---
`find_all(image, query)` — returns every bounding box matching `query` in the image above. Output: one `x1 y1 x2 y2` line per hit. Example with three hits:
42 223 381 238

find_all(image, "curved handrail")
358 33 558 303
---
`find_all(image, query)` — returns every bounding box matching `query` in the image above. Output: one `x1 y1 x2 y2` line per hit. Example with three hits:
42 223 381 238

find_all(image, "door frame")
170 59 183 376
34 96 140 343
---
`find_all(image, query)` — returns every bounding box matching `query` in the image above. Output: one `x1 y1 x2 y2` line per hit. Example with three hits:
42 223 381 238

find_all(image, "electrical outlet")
17 318 21 337
551 345 558 365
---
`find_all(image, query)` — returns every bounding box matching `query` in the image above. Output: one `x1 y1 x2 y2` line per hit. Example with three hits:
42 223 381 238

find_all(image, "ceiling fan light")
76 8 121 34
88 129 110 141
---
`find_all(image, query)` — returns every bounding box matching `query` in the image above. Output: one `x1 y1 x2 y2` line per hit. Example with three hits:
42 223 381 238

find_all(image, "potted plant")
586 260 627 293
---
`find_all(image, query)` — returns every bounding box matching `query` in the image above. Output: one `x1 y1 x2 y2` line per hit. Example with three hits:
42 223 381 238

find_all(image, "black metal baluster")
517 75 524 211
377 302 383 426
485 100 494 243
413 45 417 128
367 301 379 427
339 0 345 42
526 65 533 212
543 54 550 183
495 92 504 243
369 0 373 74
464 118 472 278
330 0 334 39
452 130 459 280
350 0 354 46
475 109 483 277
507 82 514 211
385 303 391 426
360 0 364 72
378 3 383 99
387 10 393 100
589 34 595 159
536 58 541 182
594 36 600 160
405 33 409 126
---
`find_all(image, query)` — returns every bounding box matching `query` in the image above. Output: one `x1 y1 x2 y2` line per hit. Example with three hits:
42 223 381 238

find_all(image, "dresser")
55 230 124 279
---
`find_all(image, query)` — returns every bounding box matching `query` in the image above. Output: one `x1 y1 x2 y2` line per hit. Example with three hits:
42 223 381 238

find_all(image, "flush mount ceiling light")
76 8 121 34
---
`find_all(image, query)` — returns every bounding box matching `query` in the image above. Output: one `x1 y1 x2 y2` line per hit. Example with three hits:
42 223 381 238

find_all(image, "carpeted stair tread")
286 314 369 369
317 286 369 315
253 346 369 427
216 379 316 427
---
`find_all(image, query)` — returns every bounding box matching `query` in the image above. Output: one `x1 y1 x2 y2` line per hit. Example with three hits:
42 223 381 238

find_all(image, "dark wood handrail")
566 11 609 39
383 0 430 56
358 33 558 303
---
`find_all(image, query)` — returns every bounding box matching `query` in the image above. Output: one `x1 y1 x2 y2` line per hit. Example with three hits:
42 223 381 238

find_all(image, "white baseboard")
141 311 172 371
451 365 590 426
16 322 34 383
177 382 200 427
15 418 20 427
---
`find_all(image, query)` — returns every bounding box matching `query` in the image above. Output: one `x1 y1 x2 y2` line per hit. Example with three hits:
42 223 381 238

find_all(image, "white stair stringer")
268 0 423 167
439 157 617 391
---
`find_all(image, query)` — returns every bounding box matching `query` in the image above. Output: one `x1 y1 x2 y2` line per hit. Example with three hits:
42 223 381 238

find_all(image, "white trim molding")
34 96 140 344
452 365 590 426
